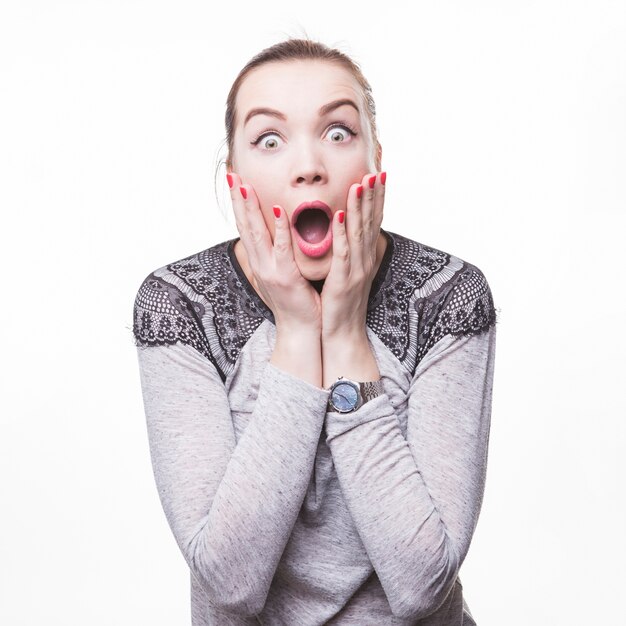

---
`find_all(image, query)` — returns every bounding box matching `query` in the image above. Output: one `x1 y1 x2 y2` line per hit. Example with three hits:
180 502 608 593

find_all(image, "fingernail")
338 211 345 224
273 205 281 218
356 185 363 199
368 175 376 189
381 171 387 185
226 173 233 189
239 186 247 200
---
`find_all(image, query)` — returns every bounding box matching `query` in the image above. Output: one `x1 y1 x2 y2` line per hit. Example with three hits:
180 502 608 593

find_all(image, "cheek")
237 158 275 199
333 149 371 180
249 181 276 216
341 162 370 189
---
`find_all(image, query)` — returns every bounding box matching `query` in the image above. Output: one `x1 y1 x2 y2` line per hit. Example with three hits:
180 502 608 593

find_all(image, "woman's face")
229 59 378 281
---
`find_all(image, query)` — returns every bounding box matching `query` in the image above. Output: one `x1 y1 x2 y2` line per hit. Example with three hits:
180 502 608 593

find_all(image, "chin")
298 260 330 282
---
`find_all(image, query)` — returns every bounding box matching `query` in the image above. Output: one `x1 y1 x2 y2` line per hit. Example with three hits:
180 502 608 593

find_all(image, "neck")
309 279 325 294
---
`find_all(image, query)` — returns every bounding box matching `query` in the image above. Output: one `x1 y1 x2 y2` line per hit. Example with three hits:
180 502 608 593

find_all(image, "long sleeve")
135 290 330 617
325 326 496 620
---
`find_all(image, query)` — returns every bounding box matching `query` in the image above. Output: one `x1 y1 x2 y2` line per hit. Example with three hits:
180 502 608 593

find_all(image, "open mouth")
291 201 334 258
294 208 331 243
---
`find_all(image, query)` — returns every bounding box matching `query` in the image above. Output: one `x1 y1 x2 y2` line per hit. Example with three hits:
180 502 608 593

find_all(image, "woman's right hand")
227 172 322 335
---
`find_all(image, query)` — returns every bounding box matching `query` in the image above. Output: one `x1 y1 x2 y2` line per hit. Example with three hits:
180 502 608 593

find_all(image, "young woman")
133 38 497 626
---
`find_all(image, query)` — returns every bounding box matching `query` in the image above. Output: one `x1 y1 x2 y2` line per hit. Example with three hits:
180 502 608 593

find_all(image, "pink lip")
291 201 334 258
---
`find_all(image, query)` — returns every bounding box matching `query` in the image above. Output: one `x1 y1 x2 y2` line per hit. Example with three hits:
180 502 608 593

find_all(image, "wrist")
322 325 367 347
321 331 380 388
276 317 322 338
321 303 368 343
272 326 322 388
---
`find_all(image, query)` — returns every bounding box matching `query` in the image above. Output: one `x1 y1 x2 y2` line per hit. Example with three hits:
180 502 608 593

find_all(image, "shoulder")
133 238 235 322
140 238 236 298
132 238 272 381
385 230 495 322
132 239 236 376
371 231 497 370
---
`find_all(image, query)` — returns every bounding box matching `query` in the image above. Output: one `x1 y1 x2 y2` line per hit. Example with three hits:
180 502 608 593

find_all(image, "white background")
1 1 624 624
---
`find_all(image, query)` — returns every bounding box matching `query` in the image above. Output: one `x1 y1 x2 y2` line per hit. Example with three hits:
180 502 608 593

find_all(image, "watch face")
331 381 359 413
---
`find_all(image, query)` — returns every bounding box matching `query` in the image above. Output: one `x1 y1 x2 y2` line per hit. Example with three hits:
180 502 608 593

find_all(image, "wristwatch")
327 376 384 414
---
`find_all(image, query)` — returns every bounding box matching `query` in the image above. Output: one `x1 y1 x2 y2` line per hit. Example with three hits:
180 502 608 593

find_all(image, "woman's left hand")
321 170 386 340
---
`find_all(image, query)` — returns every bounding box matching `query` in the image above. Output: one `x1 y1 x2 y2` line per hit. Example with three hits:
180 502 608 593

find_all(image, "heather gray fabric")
136 321 494 625
133 232 496 624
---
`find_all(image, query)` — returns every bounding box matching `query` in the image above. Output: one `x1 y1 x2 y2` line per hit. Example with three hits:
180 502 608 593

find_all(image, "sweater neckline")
226 229 395 323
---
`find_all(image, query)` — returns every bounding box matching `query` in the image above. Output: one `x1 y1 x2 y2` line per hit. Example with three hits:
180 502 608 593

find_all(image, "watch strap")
360 379 384 404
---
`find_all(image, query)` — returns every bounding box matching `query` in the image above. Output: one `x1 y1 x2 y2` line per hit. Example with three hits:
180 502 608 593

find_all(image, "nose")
291 139 328 186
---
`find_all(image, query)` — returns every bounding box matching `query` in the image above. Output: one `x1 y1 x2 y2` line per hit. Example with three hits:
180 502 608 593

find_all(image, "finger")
362 172 377 232
241 182 274 274
345 180 365 258
230 173 272 271
373 170 386 236
227 171 248 242
362 171 385 268
353 172 376 267
369 171 385 268
329 208 350 285
227 171 260 270
228 172 257 257
271 204 298 272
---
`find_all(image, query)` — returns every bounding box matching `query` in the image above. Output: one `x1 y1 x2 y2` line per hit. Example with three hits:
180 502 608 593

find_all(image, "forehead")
236 60 363 121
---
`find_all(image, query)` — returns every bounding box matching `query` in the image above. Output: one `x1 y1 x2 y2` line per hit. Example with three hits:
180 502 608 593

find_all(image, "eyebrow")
243 98 360 126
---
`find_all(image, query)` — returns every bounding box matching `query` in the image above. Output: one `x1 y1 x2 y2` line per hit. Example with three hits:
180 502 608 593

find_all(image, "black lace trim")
225 240 275 323
365 232 496 372
415 262 497 364
166 241 270 379
132 272 214 365
132 231 496 380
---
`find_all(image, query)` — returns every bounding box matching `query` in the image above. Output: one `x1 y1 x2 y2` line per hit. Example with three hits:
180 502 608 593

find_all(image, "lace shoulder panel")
132 270 221 378
132 239 272 383
367 232 497 373
415 260 497 362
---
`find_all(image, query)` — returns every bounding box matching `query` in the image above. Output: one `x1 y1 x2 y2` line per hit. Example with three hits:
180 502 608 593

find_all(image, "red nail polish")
273 205 281 218
368 175 376 189
356 185 363 199
381 171 387 185
239 186 247 200
226 173 233 189
338 211 345 224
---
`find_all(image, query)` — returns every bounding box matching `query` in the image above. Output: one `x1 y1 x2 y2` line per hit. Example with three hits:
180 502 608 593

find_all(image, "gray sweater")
133 230 497 625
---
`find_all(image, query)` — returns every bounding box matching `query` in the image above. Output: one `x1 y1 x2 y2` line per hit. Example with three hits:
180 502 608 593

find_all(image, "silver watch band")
360 380 385 403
